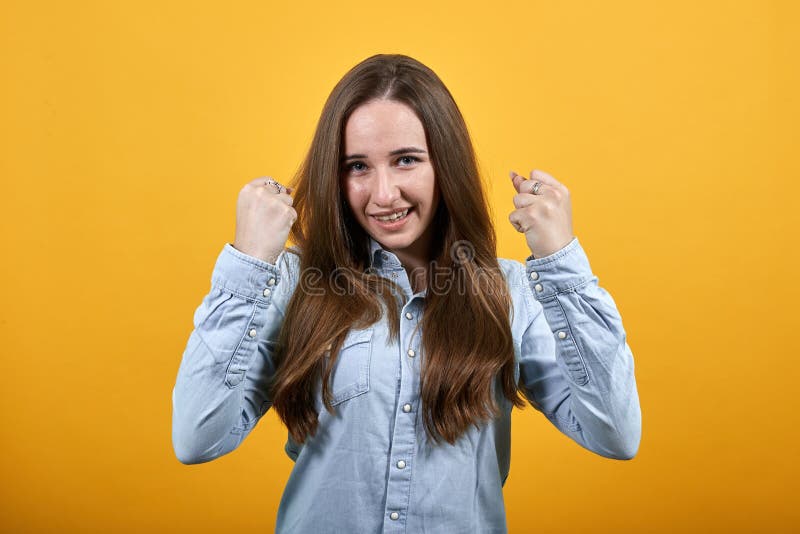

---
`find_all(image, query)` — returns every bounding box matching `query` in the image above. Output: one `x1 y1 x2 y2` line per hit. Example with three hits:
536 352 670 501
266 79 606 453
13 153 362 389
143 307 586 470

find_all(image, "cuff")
524 237 594 300
210 243 288 305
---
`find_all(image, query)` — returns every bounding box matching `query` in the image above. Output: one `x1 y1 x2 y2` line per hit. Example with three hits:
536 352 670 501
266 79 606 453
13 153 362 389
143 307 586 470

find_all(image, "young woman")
172 53 641 534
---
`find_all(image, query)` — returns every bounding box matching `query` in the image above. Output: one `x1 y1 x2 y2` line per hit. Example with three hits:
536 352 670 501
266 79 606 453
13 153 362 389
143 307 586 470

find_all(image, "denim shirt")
172 235 641 534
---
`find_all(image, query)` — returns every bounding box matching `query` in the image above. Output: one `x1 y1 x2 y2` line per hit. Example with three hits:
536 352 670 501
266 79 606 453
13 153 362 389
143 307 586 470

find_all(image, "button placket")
528 268 570 343
383 313 417 531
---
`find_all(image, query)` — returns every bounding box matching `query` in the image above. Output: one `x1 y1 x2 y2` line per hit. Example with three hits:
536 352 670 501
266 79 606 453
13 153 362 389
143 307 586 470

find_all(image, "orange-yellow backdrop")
2 0 798 532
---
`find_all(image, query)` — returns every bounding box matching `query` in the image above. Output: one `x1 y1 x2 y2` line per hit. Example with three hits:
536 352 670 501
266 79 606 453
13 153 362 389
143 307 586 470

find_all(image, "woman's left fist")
508 169 575 259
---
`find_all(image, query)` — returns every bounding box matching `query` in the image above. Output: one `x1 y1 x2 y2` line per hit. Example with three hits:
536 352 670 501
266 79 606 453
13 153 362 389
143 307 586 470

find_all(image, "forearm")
519 237 642 459
171 244 295 464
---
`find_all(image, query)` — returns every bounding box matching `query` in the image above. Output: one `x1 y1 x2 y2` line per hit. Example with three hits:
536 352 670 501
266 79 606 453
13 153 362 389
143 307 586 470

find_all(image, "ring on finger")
264 178 284 194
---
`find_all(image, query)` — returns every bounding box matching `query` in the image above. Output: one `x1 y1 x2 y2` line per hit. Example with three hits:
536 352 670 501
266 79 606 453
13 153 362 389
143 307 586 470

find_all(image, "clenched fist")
233 176 297 264
508 169 575 259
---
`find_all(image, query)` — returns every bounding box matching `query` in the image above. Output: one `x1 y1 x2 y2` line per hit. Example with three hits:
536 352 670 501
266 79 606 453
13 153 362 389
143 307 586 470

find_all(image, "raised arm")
171 244 299 464
516 237 641 460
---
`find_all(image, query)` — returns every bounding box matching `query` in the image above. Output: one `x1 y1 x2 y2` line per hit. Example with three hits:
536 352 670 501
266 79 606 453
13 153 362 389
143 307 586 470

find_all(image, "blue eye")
398 156 420 165
345 156 420 173
349 162 366 172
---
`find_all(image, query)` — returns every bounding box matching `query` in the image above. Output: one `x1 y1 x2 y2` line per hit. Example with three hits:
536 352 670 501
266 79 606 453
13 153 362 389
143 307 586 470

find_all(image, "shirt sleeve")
516 237 642 460
171 243 299 464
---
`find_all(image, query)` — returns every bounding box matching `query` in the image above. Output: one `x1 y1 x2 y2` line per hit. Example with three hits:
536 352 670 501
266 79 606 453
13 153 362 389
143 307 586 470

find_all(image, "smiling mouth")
372 207 412 222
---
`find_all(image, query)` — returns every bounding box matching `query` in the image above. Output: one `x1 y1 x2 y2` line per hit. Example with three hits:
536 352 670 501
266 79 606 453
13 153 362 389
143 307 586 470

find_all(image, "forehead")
344 100 426 151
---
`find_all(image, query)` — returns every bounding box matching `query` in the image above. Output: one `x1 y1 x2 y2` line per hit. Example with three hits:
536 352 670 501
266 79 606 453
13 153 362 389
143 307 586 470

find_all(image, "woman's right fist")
233 176 297 264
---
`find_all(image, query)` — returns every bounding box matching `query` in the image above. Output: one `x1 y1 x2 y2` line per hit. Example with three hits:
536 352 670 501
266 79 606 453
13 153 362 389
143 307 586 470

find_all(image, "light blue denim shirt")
172 235 641 533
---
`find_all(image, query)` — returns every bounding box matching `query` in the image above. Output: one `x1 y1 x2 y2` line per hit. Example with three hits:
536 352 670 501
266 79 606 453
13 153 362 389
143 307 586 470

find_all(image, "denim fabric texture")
172 235 641 533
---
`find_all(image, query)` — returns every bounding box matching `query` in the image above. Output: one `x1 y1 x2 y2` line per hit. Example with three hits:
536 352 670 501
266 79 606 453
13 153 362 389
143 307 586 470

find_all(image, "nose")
372 165 400 206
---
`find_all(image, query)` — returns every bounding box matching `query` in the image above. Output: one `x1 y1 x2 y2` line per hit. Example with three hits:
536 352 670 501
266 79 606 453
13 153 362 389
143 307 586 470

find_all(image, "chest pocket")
327 326 374 406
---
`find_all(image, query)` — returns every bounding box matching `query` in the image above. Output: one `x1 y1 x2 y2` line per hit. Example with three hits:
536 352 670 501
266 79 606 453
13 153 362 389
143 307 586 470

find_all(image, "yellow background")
2 0 798 532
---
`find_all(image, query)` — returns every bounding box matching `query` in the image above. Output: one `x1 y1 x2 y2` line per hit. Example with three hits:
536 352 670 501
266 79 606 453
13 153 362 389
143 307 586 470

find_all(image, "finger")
248 177 294 206
274 192 294 207
512 192 536 209
524 179 548 195
510 170 549 196
522 177 548 196
287 206 298 225
248 176 279 188
529 169 563 190
251 176 292 193
508 211 528 233
509 170 530 194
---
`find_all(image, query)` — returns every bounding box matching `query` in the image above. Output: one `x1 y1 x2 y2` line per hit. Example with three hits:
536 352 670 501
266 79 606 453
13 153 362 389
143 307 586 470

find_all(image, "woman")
172 53 641 533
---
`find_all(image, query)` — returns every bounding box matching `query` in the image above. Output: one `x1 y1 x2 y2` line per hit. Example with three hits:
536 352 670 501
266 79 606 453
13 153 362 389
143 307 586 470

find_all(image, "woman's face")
341 99 440 267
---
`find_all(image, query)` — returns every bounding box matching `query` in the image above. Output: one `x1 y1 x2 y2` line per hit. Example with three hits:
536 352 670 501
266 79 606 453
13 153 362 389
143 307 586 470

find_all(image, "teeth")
375 208 409 222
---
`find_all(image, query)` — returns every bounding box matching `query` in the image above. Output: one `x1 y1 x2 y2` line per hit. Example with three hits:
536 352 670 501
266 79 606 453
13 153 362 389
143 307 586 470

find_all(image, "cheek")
422 171 438 207
343 182 369 214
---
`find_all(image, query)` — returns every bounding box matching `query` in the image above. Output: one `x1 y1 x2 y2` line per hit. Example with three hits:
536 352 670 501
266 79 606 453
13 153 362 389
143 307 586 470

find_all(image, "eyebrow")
342 146 427 162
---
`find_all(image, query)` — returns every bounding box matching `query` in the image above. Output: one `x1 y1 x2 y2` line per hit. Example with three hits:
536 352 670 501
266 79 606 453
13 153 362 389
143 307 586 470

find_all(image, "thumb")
509 170 526 193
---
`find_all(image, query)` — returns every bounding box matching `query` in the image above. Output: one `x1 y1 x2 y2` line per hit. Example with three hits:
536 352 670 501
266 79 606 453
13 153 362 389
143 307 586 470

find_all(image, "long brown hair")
270 53 526 446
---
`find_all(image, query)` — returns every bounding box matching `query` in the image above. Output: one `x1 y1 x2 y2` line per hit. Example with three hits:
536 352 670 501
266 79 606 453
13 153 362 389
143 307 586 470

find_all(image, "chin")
376 234 413 249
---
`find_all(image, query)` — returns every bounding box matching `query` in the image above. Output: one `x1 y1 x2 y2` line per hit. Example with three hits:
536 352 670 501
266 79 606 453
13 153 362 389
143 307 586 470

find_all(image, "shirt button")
396 460 406 469
262 288 271 297
407 348 415 357
403 403 412 412
390 512 399 520
405 312 413 320
534 283 543 292
267 277 276 286
390 272 398 279
248 328 257 337
558 331 567 339
529 271 539 280
382 253 389 260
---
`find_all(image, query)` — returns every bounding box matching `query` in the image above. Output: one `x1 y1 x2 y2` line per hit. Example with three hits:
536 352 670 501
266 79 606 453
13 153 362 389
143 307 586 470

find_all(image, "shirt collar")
368 235 386 269
368 236 403 270
367 235 427 298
